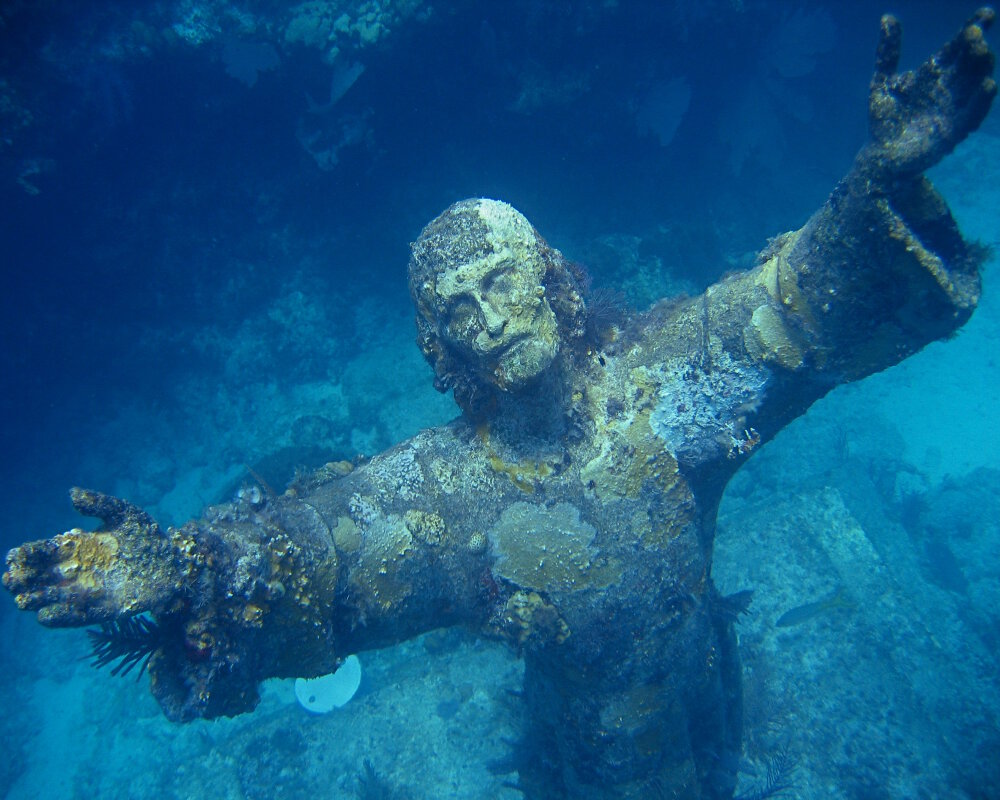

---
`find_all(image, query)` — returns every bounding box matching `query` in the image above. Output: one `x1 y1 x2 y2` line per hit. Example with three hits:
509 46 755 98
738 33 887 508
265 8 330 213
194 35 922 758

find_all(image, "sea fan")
86 615 161 680
355 758 407 800
736 744 798 800
711 588 754 624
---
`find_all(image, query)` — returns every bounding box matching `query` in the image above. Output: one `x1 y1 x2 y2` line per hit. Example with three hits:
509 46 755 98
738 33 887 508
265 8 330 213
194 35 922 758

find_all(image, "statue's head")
408 199 585 413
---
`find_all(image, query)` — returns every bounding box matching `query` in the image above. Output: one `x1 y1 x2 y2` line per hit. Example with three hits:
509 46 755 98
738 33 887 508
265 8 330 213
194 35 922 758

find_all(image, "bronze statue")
4 11 995 799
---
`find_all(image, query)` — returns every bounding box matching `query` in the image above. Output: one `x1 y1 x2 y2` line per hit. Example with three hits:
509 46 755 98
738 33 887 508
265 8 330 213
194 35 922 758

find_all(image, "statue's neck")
465 358 574 448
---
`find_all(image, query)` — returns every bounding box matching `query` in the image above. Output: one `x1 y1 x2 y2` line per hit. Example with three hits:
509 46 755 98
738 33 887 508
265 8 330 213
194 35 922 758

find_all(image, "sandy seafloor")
1 133 999 799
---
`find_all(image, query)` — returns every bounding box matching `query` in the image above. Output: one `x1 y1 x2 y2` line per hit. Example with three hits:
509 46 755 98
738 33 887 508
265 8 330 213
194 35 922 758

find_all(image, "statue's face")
412 199 560 392
435 252 558 389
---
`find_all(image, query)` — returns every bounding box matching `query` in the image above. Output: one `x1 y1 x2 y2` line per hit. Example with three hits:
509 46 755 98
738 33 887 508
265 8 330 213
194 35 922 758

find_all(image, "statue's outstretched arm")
3 430 494 721
666 11 995 472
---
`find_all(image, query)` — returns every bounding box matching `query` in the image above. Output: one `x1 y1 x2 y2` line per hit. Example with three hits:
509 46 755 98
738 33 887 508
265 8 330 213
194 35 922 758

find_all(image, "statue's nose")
473 294 507 337
481 305 506 337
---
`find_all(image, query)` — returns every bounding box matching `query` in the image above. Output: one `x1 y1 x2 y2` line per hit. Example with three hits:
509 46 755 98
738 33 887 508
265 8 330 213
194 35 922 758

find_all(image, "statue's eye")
446 300 479 338
482 270 514 297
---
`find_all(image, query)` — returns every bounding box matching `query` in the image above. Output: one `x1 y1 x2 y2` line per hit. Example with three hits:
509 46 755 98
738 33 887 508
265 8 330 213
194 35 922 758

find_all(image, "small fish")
775 587 853 628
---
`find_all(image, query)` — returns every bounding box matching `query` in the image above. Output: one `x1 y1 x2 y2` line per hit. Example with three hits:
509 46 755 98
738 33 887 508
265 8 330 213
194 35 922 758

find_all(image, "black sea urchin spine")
86 614 161 680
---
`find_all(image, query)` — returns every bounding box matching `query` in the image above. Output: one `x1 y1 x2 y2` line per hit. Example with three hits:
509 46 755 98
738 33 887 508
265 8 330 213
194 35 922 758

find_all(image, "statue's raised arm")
3 11 995 800
649 8 995 489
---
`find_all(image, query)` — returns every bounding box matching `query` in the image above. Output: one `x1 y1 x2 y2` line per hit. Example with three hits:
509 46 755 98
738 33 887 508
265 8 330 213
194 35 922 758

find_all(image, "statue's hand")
867 8 996 178
3 488 180 626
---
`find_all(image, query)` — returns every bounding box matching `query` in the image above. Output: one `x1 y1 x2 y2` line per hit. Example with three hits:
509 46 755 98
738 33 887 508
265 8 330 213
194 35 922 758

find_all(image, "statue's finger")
70 487 130 526
957 15 996 77
69 487 159 535
950 13 997 132
874 14 902 78
3 541 57 596
38 602 87 627
938 7 995 69
968 7 995 33
11 584 63 611
963 76 998 133
5 539 56 573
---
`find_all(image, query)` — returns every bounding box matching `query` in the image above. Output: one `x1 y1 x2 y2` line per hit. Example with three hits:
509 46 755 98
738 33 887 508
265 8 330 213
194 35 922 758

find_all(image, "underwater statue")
3 11 996 799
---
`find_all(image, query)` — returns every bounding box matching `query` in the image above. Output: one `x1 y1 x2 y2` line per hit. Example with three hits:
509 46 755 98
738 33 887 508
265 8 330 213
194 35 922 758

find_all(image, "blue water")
1 1 997 798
